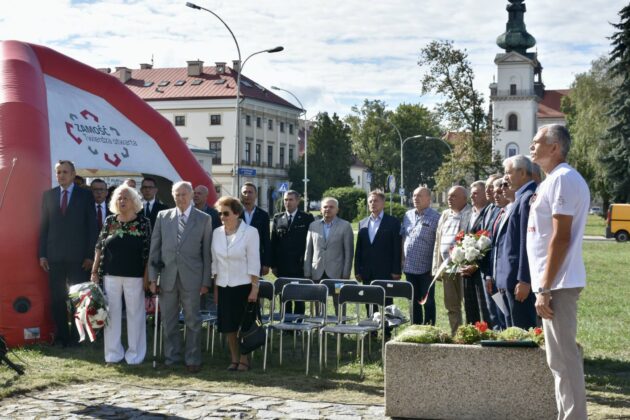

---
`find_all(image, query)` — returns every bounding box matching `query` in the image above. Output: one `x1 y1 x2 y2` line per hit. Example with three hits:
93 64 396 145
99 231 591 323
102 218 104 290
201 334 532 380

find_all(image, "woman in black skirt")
211 196 260 371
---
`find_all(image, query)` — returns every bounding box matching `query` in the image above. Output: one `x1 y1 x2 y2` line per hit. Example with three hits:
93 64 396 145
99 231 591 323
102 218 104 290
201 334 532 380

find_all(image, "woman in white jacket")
212 196 260 371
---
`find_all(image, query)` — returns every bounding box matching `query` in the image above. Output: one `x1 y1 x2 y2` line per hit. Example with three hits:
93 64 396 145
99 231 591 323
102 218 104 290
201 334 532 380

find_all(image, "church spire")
496 0 536 54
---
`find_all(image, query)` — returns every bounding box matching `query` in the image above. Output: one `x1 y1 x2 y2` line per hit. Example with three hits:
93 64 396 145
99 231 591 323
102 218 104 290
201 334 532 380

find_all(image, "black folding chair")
370 280 413 335
319 284 386 376
265 283 327 375
257 280 274 369
272 278 314 322
318 279 359 323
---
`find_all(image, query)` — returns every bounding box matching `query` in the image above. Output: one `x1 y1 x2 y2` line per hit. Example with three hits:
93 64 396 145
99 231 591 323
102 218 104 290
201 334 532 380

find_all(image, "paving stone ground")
0 383 386 419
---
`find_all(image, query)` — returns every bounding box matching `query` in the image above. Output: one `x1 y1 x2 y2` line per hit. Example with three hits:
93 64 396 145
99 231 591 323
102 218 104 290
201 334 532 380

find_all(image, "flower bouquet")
68 282 109 342
448 230 492 274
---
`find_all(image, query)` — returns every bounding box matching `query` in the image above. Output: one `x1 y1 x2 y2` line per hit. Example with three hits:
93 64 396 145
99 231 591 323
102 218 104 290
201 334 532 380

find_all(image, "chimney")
115 67 131 83
139 63 153 70
232 60 241 73
215 62 226 75
187 60 204 76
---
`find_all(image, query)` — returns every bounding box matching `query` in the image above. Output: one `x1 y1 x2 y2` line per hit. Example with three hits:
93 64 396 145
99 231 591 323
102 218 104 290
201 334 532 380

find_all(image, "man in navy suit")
39 160 98 346
355 190 402 328
240 182 271 276
494 155 537 329
139 177 169 228
90 178 111 234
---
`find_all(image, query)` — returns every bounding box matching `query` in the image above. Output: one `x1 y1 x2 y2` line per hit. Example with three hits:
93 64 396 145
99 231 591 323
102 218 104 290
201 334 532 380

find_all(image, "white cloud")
2 0 626 116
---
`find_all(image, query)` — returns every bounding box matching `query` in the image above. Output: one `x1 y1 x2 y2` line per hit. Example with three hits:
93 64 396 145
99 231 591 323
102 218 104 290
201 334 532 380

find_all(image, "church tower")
490 0 544 158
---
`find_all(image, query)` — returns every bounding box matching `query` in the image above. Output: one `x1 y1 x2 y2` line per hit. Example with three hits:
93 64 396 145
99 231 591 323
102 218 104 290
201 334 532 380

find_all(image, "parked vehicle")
589 206 602 216
606 203 630 242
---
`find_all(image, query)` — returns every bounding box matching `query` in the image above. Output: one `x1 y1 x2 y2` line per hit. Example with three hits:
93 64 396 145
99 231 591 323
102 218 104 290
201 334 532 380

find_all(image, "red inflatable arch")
0 40 217 347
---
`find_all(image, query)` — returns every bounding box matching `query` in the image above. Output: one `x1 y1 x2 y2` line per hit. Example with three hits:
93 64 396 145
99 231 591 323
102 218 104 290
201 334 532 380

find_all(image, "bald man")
193 185 221 230
432 186 471 335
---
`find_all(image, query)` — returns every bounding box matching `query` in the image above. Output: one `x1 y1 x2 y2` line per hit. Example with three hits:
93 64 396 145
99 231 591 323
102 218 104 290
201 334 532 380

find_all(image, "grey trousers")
543 287 587 420
161 277 202 366
443 275 463 336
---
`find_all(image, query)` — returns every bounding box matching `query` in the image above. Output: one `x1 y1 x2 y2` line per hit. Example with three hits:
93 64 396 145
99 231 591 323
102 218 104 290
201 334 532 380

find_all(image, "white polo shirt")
526 163 590 290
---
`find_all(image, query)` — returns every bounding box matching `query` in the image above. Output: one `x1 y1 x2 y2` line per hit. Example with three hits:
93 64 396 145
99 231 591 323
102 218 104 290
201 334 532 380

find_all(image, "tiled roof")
109 65 301 111
537 89 569 119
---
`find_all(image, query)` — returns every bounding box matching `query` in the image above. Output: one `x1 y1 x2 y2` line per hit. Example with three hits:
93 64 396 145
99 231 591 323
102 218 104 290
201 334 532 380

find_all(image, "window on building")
279 147 285 167
174 115 185 126
267 145 273 167
506 143 519 157
289 124 294 134
280 122 285 133
289 148 294 163
268 119 273 130
208 140 222 164
210 114 222 125
256 117 261 128
510 84 517 95
507 114 518 131
245 115 251 126
357 175 361 185
245 142 251 164
255 144 261 165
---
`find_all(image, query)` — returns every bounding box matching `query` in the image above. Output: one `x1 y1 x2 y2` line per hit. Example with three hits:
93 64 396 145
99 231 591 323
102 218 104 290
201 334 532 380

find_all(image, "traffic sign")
278 182 289 193
238 167 256 177
387 175 396 192
399 188 405 196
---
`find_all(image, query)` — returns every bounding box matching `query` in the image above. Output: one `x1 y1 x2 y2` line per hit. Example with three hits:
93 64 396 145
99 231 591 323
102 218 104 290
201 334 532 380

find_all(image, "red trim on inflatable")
0 40 218 347
0 41 54 346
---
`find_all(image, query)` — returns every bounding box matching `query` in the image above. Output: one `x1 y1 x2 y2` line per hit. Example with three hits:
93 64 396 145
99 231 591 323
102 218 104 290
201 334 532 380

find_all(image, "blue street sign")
387 174 396 192
238 168 256 177
278 182 289 193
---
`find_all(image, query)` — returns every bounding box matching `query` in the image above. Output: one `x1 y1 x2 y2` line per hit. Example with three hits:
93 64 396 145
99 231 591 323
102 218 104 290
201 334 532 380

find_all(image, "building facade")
490 0 568 158
110 60 301 212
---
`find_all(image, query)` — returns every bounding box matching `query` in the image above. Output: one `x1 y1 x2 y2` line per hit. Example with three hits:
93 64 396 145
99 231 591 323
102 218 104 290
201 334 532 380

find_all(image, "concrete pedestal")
385 342 557 419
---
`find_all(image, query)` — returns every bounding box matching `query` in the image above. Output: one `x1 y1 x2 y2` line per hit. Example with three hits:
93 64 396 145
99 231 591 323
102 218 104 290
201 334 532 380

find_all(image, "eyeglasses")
141 186 156 190
501 182 509 188
220 211 232 217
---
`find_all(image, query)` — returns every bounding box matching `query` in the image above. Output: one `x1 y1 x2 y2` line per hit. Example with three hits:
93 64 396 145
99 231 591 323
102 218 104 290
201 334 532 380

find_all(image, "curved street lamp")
186 2 283 196
270 86 309 211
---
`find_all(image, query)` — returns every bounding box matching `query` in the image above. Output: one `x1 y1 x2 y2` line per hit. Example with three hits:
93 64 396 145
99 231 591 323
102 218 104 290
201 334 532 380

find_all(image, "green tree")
418 40 501 190
562 56 616 208
601 4 630 203
345 100 442 193
288 112 353 201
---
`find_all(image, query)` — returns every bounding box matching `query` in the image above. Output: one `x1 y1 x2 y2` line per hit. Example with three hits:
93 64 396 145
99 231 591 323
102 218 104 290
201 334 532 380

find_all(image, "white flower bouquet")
68 282 109 342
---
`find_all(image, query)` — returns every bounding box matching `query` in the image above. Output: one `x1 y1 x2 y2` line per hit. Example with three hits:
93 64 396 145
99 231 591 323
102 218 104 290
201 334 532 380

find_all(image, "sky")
1 0 626 117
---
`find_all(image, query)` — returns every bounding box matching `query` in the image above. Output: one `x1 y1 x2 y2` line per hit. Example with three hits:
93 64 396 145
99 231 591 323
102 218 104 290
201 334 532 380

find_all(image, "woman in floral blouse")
91 184 151 365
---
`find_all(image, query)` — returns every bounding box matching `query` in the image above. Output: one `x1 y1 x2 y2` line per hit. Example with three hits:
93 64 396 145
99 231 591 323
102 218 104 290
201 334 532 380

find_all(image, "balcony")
490 88 536 99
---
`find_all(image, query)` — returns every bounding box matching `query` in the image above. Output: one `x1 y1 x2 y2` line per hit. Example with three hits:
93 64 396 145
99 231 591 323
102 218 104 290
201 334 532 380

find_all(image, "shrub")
498 327 530 341
356 197 408 222
395 325 451 344
322 187 366 222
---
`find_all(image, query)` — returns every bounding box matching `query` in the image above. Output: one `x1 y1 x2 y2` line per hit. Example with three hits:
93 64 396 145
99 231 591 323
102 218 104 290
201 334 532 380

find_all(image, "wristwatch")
537 287 551 295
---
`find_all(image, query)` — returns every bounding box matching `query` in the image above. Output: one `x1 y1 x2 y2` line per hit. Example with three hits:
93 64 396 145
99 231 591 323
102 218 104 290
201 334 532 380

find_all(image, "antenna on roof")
151 54 154 66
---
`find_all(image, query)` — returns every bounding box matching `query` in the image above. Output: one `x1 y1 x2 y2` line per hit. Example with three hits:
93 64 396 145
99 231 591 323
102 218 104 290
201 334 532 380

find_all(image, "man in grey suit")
148 181 213 373
304 197 354 281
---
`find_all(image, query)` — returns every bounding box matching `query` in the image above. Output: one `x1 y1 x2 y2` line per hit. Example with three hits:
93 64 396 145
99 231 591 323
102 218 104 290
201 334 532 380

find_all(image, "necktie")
178 213 187 242
145 202 150 217
288 214 293 227
61 190 68 215
492 208 505 236
97 204 103 231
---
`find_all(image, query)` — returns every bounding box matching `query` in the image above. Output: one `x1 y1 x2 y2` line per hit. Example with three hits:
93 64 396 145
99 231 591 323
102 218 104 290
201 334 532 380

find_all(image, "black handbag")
238 302 266 354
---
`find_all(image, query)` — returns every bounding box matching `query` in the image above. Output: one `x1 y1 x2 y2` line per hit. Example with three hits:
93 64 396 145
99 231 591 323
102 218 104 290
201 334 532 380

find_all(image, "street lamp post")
375 117 404 205
186 2 283 196
270 86 308 211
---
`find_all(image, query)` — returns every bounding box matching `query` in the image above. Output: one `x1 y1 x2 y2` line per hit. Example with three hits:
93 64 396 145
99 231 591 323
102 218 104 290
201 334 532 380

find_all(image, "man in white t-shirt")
527 124 589 420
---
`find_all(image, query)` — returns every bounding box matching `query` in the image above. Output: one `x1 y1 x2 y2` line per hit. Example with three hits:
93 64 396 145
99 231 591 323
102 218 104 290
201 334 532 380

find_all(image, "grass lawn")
1 241 629 418
585 214 607 237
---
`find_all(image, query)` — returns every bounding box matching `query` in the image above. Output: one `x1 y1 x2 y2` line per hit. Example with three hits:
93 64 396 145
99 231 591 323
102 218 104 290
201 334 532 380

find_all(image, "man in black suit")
271 190 314 314
355 190 402 328
193 185 221 230
39 160 98 346
91 178 111 234
139 177 168 228
494 155 537 329
240 182 271 276
460 181 492 326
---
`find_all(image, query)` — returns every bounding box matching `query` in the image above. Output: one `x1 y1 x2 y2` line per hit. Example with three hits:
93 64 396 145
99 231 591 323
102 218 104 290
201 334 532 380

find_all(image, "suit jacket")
148 207 213 292
354 213 402 281
94 201 112 232
271 210 315 277
201 204 222 230
240 207 271 268
479 204 502 277
304 217 354 280
494 182 536 290
39 186 98 263
212 222 260 287
432 205 472 277
139 199 169 228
